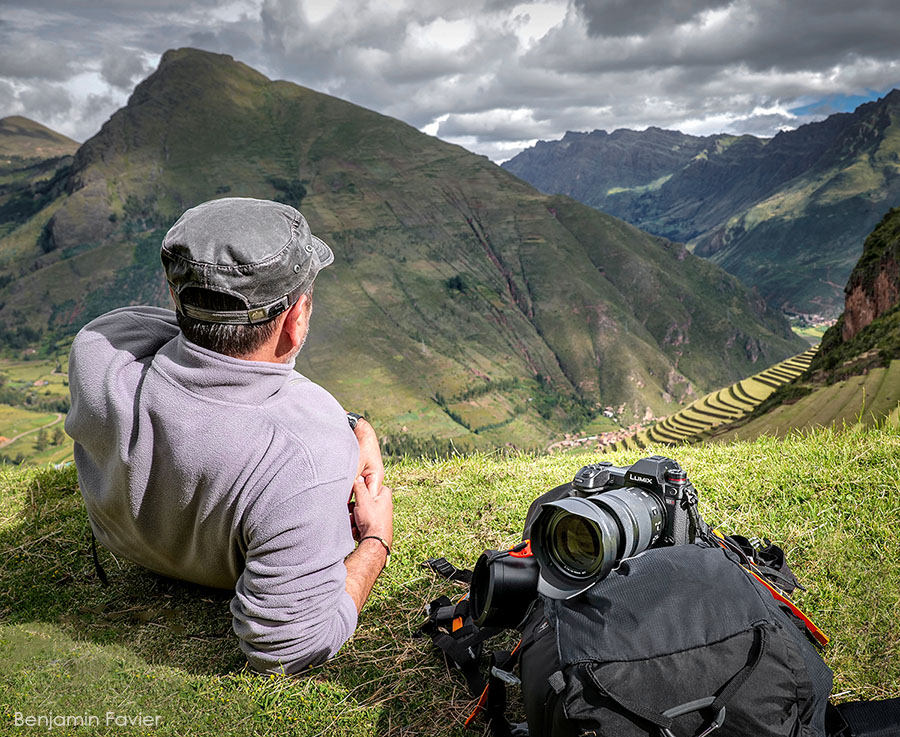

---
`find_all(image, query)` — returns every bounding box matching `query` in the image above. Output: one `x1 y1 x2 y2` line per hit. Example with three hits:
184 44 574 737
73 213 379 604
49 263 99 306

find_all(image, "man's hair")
175 286 311 357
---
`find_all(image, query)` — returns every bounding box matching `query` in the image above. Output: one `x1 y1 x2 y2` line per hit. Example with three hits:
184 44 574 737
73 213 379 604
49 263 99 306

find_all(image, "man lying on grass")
65 197 393 674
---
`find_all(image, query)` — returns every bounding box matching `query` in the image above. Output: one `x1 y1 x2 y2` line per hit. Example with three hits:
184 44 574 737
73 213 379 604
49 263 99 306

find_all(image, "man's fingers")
363 467 385 496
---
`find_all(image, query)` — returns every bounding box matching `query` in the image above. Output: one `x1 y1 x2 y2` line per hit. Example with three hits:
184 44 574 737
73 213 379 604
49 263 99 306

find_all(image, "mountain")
710 207 900 441
0 117 79 160
503 93 900 315
0 118 77 254
0 48 805 450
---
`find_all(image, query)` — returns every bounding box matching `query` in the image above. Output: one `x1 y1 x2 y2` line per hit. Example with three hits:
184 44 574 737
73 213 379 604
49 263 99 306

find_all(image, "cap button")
293 264 301 273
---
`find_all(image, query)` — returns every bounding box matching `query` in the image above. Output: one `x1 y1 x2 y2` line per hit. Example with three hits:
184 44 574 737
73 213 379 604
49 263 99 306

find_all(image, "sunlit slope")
609 346 819 451
0 117 78 159
711 360 900 442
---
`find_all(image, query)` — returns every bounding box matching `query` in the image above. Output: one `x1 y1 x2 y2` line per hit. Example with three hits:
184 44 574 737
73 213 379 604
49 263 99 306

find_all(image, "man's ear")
280 294 311 349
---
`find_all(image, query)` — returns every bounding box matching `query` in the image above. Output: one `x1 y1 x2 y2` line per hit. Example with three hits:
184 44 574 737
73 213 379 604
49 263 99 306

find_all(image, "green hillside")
0 118 75 246
1 427 897 735
503 92 900 314
713 359 899 442
0 48 804 452
0 117 78 159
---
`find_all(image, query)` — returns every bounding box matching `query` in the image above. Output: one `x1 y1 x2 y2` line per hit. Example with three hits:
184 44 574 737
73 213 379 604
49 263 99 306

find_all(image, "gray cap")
161 197 334 324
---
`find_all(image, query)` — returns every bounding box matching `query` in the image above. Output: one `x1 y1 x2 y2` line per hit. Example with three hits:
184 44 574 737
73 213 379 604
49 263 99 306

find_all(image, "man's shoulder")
261 374 358 483
73 306 178 353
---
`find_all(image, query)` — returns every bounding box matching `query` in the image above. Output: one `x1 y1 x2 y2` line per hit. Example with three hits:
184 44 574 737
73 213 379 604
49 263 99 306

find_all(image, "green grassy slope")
0 117 78 159
0 49 804 451
712 360 900 442
0 427 897 736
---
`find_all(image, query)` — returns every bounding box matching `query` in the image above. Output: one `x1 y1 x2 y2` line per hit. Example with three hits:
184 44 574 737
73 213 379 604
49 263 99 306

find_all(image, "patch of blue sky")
789 87 898 117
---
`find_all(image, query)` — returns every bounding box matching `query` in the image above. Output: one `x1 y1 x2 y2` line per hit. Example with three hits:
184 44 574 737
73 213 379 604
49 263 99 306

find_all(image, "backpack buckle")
696 707 726 737
660 697 725 737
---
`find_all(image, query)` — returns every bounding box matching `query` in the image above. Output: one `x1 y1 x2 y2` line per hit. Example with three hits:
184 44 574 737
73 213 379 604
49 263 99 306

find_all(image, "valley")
0 49 805 457
503 92 900 316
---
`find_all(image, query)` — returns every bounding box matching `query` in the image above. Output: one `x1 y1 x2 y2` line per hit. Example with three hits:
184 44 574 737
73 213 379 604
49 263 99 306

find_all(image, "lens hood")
470 548 540 628
532 488 665 599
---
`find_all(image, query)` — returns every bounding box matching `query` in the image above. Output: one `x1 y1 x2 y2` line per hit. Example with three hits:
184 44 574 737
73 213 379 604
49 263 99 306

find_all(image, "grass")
793 324 831 345
0 426 898 736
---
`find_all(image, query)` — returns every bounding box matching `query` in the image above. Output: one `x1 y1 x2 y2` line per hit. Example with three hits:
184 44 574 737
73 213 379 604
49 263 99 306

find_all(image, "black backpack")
521 541 834 737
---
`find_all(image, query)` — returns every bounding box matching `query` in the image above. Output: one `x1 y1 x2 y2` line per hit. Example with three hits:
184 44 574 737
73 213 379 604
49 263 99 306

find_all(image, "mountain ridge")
0 48 805 449
503 91 900 314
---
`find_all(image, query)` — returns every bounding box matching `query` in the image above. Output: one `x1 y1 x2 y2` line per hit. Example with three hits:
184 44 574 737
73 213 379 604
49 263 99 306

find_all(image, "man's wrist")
358 535 391 567
347 411 365 430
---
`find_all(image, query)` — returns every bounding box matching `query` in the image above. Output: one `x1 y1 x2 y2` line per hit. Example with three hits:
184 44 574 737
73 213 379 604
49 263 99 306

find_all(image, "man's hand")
344 475 393 612
349 475 393 548
353 418 384 496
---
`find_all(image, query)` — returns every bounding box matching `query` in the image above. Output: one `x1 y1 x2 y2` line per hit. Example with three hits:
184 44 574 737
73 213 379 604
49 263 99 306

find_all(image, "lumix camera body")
470 455 709 627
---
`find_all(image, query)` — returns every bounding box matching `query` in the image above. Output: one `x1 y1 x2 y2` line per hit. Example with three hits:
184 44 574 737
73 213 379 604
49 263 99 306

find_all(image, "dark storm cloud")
575 0 732 37
100 49 152 91
1 0 899 159
533 0 900 75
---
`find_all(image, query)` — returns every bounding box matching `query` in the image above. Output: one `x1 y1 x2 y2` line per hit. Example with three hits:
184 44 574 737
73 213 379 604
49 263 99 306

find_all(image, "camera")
469 455 708 627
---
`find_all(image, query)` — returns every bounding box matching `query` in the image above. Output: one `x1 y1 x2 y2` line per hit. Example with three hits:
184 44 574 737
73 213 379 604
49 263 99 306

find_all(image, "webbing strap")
708 626 767 718
432 632 488 695
479 645 528 737
423 557 473 583
90 531 109 587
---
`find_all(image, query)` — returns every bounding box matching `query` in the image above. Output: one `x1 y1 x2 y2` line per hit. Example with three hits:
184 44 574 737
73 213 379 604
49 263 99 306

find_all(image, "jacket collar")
152 333 298 406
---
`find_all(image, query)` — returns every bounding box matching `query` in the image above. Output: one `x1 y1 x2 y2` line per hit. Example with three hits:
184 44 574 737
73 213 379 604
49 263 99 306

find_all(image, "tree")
52 427 65 446
34 427 48 452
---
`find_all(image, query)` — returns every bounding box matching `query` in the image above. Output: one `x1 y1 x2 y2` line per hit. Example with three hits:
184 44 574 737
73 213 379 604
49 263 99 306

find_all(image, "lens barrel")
532 486 665 599
469 549 540 628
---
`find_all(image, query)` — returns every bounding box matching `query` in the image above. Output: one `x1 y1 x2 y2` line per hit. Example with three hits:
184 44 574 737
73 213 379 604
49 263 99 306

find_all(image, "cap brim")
312 235 334 268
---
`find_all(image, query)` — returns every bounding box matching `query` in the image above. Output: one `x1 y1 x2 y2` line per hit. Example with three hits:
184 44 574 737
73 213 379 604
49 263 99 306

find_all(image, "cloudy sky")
1 0 899 161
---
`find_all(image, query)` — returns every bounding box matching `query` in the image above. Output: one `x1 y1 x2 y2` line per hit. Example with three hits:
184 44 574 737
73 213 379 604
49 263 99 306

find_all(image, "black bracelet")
347 411 364 430
359 535 391 567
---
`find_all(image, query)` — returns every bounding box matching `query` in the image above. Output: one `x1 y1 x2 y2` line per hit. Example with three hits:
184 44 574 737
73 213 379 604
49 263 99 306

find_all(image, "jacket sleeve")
230 474 358 674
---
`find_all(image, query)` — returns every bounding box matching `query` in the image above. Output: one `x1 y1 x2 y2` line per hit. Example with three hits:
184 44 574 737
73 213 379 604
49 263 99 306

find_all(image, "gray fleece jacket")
65 306 359 673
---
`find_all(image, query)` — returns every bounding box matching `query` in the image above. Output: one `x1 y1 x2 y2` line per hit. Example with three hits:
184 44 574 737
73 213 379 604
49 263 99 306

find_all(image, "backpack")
419 486 900 737
524 541 834 737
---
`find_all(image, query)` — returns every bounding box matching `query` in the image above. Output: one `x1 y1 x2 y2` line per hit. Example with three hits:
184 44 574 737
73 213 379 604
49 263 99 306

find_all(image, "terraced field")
608 346 820 452
713 359 900 442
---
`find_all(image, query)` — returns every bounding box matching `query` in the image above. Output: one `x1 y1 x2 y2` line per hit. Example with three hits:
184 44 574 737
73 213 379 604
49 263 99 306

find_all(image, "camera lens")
532 487 665 598
552 514 602 574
